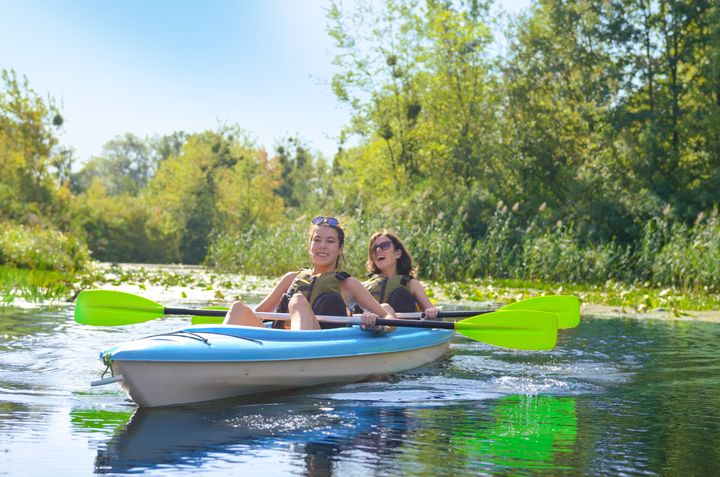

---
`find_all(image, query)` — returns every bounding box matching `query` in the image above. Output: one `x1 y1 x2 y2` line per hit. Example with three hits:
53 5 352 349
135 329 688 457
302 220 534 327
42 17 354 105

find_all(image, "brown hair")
365 230 416 276
308 221 346 269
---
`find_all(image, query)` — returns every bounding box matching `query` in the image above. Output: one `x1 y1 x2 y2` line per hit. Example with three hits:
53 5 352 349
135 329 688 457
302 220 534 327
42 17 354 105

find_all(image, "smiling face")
370 234 401 276
309 224 342 272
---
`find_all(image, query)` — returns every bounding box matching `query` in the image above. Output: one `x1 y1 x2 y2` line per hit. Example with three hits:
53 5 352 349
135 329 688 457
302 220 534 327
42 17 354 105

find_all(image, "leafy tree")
71 132 183 196
272 136 333 213
605 0 720 221
72 179 175 262
327 0 503 225
145 125 284 263
501 0 631 241
0 69 71 224
215 146 284 234
328 0 427 180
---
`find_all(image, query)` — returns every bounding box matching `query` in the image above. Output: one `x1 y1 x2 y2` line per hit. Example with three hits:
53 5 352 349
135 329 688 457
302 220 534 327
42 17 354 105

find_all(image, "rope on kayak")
142 330 211 344
191 330 263 345
141 330 264 345
100 353 113 379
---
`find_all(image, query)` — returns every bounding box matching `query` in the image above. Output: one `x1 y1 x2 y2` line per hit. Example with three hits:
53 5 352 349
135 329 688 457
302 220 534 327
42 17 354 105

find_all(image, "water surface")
1 303 718 476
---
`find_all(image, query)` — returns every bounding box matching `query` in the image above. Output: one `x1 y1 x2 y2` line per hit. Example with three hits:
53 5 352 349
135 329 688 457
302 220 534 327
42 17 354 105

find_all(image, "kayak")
93 324 454 407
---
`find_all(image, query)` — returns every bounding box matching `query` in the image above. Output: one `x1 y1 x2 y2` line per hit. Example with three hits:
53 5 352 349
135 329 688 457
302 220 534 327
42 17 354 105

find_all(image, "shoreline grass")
431 277 720 316
2 263 718 319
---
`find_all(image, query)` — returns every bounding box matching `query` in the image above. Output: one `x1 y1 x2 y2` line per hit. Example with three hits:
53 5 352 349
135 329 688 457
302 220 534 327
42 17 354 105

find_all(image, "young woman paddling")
224 216 395 331
362 231 439 319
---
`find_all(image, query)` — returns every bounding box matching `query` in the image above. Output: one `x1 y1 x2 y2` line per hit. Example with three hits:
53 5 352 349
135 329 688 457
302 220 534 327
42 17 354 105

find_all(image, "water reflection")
77 398 364 474
453 395 576 470
70 393 579 476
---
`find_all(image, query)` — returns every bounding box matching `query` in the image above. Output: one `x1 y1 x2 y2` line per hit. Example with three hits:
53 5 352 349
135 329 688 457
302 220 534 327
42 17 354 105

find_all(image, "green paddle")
74 290 577 327
74 290 560 350
350 310 558 350
189 294 579 329
500 295 579 329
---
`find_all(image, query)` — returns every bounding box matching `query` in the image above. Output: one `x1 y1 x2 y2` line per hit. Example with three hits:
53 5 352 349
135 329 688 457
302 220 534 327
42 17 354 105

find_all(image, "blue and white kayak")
94 325 453 407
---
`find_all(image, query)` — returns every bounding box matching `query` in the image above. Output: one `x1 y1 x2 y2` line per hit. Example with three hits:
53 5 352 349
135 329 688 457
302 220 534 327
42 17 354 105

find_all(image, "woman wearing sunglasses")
224 216 395 331
362 231 439 319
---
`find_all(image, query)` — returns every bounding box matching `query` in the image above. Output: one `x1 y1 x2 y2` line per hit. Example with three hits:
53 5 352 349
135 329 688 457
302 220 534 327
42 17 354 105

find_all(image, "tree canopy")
2 0 719 290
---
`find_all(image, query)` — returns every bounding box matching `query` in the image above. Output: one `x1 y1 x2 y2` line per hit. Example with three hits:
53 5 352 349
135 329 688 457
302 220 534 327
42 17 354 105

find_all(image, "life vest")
363 274 419 313
276 269 351 329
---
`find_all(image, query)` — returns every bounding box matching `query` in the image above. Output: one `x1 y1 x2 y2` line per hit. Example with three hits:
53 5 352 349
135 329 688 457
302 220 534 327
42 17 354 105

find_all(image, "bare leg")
288 294 320 330
223 301 264 327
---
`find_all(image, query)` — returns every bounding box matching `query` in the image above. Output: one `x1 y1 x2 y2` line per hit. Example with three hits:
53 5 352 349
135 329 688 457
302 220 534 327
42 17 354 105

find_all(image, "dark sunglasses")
372 240 393 252
311 216 340 227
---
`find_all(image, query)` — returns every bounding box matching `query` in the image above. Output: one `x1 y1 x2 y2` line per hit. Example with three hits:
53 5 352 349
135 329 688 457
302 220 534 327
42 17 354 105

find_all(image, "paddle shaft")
166 308 454 329
163 307 490 320
166 307 225 317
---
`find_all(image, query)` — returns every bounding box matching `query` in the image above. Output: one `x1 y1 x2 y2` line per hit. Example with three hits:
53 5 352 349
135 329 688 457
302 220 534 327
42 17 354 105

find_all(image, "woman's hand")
423 306 439 320
360 311 386 332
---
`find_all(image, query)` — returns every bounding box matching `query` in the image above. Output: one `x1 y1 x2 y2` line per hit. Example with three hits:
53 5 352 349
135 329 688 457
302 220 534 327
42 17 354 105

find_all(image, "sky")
1 0 530 165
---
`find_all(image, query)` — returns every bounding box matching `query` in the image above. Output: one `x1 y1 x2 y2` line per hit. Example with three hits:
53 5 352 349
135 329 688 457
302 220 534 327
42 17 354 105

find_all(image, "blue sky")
1 0 529 164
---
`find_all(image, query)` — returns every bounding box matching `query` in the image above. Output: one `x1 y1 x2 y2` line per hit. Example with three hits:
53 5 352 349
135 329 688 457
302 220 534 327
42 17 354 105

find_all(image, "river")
1 295 719 476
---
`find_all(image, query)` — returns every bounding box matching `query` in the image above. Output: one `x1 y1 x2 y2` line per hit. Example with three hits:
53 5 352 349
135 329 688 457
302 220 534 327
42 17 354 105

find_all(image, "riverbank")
581 303 720 323
88 264 720 325
2 262 719 323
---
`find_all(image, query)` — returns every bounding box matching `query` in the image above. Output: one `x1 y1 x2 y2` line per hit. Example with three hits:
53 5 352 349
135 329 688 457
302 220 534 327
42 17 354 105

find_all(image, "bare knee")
288 293 310 312
288 293 320 330
224 301 263 327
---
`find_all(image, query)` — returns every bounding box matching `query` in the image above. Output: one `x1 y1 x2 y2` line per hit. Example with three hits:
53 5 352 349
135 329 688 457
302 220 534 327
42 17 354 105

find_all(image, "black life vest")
276 269 351 329
363 274 419 313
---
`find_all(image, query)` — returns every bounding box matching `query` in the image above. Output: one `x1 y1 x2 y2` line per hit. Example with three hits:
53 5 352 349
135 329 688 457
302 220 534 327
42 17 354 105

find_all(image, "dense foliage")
1 0 719 294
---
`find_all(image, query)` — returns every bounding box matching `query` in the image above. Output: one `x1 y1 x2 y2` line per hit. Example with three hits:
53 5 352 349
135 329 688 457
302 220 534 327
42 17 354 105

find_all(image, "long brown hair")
365 230 416 276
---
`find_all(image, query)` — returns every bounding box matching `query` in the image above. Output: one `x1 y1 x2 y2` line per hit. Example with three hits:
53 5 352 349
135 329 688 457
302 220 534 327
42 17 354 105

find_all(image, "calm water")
1 302 719 476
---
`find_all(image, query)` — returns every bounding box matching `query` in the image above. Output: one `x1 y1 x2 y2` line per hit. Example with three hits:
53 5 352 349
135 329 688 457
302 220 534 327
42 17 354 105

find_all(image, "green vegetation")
0 221 89 272
1 0 719 312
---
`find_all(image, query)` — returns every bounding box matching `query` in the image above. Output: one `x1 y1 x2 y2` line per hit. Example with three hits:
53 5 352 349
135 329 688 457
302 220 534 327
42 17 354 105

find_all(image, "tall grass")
207 209 720 293
0 266 71 303
651 212 720 291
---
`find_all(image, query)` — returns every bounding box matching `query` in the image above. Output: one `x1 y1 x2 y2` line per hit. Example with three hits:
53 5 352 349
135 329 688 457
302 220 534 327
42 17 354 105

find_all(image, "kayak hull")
99 325 453 407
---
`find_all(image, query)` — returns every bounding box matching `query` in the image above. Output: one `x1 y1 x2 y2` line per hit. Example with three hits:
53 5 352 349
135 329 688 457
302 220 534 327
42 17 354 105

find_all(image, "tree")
145 125 283 263
327 0 503 224
71 132 184 196
0 69 71 224
272 136 332 213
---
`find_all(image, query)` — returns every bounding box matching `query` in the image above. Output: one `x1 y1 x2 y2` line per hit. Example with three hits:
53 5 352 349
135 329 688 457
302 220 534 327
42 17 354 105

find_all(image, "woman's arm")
409 278 438 319
343 277 394 318
343 277 397 332
255 272 298 312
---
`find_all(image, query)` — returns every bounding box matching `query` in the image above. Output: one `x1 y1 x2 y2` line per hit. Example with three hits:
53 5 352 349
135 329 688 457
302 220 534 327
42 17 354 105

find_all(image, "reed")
0 266 71 303
206 210 720 293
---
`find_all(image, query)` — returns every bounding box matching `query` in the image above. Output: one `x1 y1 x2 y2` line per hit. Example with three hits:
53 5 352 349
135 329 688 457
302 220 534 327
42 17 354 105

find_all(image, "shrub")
0 221 90 273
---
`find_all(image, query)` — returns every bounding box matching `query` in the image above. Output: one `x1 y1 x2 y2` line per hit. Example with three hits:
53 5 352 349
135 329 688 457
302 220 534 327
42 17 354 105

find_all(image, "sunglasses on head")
311 216 340 227
372 240 393 252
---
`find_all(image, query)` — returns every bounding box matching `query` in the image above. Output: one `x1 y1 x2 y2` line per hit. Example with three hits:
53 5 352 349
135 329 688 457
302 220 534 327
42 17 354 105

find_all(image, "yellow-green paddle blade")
191 306 229 324
454 310 558 350
74 290 165 326
500 295 580 329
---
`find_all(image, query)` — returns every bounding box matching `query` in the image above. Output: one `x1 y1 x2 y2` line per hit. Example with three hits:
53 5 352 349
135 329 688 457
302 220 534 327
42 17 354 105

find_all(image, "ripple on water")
315 375 504 404
450 352 632 394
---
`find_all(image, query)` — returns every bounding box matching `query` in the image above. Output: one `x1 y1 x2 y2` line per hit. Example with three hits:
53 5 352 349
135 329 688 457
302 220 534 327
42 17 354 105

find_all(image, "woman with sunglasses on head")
362 231 439 319
224 216 396 331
